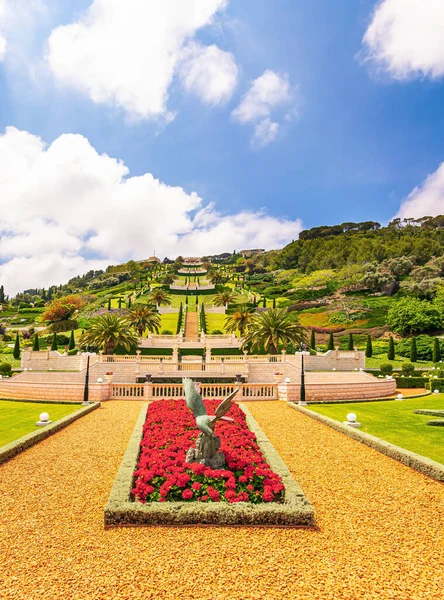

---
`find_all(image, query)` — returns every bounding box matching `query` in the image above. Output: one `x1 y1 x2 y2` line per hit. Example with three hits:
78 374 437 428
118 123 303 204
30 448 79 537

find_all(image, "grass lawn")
0 400 82 447
205 313 227 333
0 354 21 369
366 354 434 370
159 313 179 334
309 395 444 464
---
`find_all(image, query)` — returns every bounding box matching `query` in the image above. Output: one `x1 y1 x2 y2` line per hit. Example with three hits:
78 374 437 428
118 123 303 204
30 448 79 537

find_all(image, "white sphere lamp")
343 412 361 428
36 412 52 426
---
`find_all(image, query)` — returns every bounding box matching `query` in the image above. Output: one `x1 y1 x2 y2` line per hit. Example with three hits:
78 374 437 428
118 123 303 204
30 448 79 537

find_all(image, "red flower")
182 489 193 500
191 482 202 490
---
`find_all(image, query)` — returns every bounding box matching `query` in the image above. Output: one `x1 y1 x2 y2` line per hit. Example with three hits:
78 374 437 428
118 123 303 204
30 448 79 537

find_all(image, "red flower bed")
132 400 285 504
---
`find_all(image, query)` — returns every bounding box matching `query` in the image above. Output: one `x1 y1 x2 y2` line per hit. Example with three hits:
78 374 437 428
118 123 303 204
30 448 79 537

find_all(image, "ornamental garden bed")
105 400 314 527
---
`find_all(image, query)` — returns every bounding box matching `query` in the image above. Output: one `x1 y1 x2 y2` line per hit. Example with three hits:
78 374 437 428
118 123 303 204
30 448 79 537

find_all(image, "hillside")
0 215 444 368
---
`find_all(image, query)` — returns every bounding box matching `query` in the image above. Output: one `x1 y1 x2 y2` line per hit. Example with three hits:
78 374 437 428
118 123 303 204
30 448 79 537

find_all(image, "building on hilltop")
240 249 265 258
146 256 161 264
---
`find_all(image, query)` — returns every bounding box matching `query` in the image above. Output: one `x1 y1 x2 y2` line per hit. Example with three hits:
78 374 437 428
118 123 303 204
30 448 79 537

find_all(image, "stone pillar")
335 347 340 359
281 348 287 362
172 345 179 363
354 347 359 360
99 350 104 363
205 346 212 364
144 382 153 400
136 350 141 375
46 349 50 360
201 331 206 344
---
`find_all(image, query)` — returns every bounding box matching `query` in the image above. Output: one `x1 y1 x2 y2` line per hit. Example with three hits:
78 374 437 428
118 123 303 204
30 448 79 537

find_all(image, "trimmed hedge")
414 409 444 417
104 404 315 527
0 403 99 465
392 376 427 389
426 378 444 392
427 420 444 427
289 404 444 482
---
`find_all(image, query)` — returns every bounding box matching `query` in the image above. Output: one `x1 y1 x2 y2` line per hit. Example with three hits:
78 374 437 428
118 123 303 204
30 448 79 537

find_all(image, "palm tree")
126 304 161 337
242 308 306 354
224 305 255 336
148 288 172 310
80 314 138 355
208 271 227 285
214 290 237 308
162 274 175 286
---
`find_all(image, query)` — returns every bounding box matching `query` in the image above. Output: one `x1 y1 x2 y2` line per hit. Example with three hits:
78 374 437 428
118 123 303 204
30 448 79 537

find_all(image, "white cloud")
232 70 293 147
232 70 291 123
0 127 303 295
252 119 279 148
179 42 238 105
0 32 5 61
395 162 444 219
46 0 236 120
362 0 444 80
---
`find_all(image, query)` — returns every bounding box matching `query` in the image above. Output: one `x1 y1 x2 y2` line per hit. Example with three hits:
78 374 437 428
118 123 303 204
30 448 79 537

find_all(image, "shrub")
410 337 418 363
427 420 444 427
32 334 40 352
0 362 12 376
426 379 444 392
50 319 79 333
387 335 395 361
365 335 373 358
212 329 224 335
380 362 393 375
401 362 415 376
394 376 427 388
13 333 20 360
46 334 70 346
161 329 173 335
347 333 354 351
433 337 441 363
327 331 334 351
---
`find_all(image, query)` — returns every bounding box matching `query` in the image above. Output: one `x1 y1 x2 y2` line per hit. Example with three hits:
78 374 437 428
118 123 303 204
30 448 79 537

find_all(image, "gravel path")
0 400 443 599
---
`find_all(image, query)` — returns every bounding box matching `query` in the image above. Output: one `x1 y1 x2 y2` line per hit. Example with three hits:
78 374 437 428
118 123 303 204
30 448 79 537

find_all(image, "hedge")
104 403 315 527
392 376 428 389
414 409 444 417
427 420 444 427
289 404 444 482
0 403 99 465
426 378 444 393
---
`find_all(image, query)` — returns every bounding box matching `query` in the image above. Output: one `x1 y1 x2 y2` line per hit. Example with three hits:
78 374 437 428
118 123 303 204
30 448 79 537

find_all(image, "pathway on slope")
0 401 442 600
185 311 198 341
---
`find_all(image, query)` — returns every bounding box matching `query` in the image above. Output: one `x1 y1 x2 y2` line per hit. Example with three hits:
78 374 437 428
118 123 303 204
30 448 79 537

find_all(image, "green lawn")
159 313 179 334
366 354 434 370
0 400 82 447
309 395 444 464
0 354 21 369
205 313 227 333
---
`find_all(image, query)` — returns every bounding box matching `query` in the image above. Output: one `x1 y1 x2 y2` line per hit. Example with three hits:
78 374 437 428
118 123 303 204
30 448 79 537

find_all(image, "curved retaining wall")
278 379 397 402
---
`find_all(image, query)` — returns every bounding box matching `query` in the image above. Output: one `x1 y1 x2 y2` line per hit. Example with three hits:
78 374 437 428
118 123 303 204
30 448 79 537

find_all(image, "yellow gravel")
0 400 443 600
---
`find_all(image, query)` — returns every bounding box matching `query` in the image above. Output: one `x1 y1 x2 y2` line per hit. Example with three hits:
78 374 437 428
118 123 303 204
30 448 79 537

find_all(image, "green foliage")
433 337 441 363
387 336 395 361
32 333 39 352
0 362 12 376
401 362 415 376
68 330 75 351
50 319 79 333
327 331 334 351
410 337 418 363
13 333 20 360
396 335 444 361
427 379 444 393
392 376 426 388
347 333 354 351
365 335 373 358
51 332 58 351
241 308 305 354
81 314 138 355
387 297 442 334
310 329 316 350
380 362 393 375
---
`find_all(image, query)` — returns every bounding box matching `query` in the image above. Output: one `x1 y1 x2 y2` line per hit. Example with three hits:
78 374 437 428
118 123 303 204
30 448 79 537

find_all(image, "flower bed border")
0 403 100 465
104 403 315 528
289 404 444 482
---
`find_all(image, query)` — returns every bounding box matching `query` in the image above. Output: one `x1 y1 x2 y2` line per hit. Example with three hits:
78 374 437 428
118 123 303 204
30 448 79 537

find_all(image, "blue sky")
0 0 443 293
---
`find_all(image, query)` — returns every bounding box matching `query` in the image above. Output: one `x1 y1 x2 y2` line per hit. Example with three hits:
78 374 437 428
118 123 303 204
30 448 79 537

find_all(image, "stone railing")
110 382 277 400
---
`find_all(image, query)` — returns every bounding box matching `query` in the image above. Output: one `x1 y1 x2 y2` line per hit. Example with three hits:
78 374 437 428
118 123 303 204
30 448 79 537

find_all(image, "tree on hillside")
149 289 172 310
410 337 418 363
42 295 88 323
310 330 316 350
208 271 227 285
242 308 305 354
126 304 161 337
327 331 335 351
51 332 58 351
33 333 40 352
69 330 75 351
13 333 20 360
0 285 5 303
347 333 354 351
224 305 255 337
214 291 237 309
388 335 395 361
365 335 373 358
433 337 441 363
387 297 442 334
80 314 138 355
162 274 175 286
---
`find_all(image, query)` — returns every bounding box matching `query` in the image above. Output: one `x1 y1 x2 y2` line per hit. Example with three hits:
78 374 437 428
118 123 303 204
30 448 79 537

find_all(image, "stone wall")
0 380 111 403
292 350 365 371
277 378 396 402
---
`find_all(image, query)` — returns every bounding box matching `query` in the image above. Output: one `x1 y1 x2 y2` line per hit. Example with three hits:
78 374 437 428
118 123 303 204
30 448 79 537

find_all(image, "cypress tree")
365 335 373 358
273 298 276 309
118 297 122 309
51 332 58 351
387 335 395 361
69 330 75 351
262 297 266 308
410 337 417 363
33 333 40 352
128 296 132 308
310 330 316 350
185 296 188 305
196 295 199 305
433 337 441 363
327 331 335 351
13 333 20 359
108 298 111 310
0 285 5 303
347 333 354 351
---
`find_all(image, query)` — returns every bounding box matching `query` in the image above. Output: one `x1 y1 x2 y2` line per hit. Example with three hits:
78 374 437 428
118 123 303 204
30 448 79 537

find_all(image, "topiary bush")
0 362 12 376
401 362 415 376
380 362 393 375
393 376 427 388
